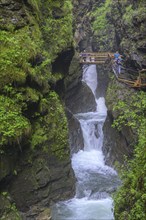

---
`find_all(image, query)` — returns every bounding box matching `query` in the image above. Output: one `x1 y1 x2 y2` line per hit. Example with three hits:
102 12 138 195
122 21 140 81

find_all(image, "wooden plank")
80 61 105 64
80 52 113 57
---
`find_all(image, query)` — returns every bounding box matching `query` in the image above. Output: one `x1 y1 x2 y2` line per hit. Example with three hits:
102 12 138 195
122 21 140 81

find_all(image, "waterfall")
51 65 119 220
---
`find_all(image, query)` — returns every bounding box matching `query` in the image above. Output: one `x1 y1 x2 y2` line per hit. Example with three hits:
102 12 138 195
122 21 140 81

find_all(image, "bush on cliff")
113 91 146 220
0 0 73 157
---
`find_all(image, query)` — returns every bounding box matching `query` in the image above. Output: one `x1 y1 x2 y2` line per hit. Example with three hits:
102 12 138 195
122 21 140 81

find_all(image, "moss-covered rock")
91 1 146 219
0 0 73 172
0 193 21 220
92 0 146 69
0 0 75 218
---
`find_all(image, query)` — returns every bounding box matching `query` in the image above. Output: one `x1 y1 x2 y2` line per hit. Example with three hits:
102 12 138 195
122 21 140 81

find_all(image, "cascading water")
51 65 120 220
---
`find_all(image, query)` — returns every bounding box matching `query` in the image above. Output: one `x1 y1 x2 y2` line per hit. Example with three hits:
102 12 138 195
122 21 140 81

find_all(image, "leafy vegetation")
97 1 146 218
123 4 146 25
0 1 73 215
92 0 111 34
41 0 73 60
91 0 115 51
0 0 73 158
0 95 31 149
31 92 69 159
0 192 21 220
112 91 146 220
92 0 146 52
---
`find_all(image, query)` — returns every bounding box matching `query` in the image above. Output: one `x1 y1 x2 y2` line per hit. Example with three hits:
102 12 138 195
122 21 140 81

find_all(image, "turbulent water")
51 65 120 220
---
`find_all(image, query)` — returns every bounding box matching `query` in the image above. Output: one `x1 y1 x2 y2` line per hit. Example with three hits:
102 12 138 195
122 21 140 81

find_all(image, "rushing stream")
51 65 120 220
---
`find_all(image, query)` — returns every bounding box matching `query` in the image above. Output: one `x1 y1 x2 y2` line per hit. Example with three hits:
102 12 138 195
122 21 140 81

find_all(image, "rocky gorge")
0 0 146 219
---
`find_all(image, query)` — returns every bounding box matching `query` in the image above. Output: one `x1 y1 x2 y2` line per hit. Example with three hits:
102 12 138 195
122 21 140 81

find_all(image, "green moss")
28 0 41 14
41 0 73 61
91 0 115 51
123 5 134 25
113 91 146 220
92 0 111 35
0 0 73 159
0 27 44 90
0 96 31 148
31 91 69 159
0 193 22 220
24 87 41 103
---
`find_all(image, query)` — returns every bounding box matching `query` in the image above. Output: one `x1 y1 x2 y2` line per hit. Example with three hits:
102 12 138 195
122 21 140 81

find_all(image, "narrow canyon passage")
51 65 120 220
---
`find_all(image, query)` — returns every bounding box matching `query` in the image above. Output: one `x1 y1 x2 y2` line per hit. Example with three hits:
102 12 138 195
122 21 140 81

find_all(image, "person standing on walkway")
114 51 120 61
116 55 123 75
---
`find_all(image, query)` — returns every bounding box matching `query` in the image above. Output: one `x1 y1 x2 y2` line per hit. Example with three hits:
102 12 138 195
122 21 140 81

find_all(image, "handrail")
79 52 112 64
79 52 146 88
112 64 146 88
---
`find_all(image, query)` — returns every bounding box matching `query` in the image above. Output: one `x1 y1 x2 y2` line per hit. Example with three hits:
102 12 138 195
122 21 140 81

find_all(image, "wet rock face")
63 0 99 162
65 80 96 114
73 0 97 51
65 57 96 154
65 54 97 114
66 110 84 154
110 1 146 69
103 111 134 167
89 1 146 166
96 66 110 98
7 151 75 218
0 1 75 219
102 78 138 167
0 0 28 30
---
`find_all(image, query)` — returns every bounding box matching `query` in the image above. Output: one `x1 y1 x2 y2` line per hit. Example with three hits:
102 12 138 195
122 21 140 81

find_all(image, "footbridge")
79 52 146 89
79 52 113 64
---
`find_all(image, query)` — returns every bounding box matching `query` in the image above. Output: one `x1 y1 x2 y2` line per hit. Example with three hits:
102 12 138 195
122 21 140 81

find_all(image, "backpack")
116 58 122 65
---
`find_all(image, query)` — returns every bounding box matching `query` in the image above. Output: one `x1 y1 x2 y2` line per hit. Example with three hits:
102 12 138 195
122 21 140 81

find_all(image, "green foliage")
0 27 43 89
113 91 146 220
123 4 146 25
0 192 21 220
31 122 48 149
0 95 31 148
31 91 69 159
0 30 28 88
0 24 54 92
24 87 41 103
91 0 115 51
123 5 134 25
46 91 69 158
112 92 146 131
0 0 73 158
28 0 41 14
1 205 21 220
42 0 73 60
92 0 111 34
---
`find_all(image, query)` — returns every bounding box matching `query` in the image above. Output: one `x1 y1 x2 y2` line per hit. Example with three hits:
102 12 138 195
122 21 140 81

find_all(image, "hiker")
116 55 123 75
114 51 120 61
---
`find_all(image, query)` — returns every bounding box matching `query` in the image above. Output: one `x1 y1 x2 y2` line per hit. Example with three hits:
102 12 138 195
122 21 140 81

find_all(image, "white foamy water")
82 65 97 95
52 197 114 220
96 97 107 114
51 64 119 220
72 150 117 176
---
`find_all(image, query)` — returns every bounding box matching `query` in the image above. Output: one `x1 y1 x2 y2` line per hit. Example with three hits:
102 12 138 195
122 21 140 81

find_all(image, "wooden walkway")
79 52 113 64
113 65 146 89
79 52 146 89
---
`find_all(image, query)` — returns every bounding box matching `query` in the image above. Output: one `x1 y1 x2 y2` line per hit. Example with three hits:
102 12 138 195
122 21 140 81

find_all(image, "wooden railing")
79 52 146 88
79 52 113 64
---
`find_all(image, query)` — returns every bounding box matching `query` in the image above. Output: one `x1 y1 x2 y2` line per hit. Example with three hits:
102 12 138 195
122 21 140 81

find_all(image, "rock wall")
0 0 75 219
65 0 98 154
7 150 75 219
1 0 146 218
103 79 136 166
88 0 146 167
